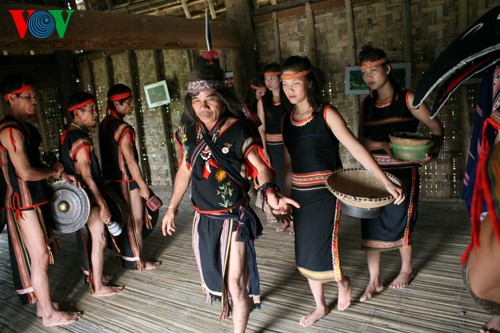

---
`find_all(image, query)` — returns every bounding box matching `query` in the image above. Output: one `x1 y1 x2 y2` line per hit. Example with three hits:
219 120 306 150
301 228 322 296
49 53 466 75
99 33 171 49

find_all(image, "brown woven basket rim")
389 132 432 147
325 168 401 209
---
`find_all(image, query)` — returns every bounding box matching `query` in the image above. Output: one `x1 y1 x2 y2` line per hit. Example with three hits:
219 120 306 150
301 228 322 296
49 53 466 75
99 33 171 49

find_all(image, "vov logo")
9 10 74 39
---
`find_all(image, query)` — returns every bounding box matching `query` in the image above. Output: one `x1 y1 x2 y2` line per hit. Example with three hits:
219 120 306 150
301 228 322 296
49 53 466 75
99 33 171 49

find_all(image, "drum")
104 187 129 236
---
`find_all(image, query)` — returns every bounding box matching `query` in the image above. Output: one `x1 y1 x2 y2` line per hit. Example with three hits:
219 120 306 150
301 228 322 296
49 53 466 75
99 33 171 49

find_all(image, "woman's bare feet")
299 306 329 327
389 271 412 289
142 260 161 270
92 285 124 297
360 280 384 302
337 276 352 311
36 302 66 317
276 221 295 235
480 315 500 333
40 309 82 327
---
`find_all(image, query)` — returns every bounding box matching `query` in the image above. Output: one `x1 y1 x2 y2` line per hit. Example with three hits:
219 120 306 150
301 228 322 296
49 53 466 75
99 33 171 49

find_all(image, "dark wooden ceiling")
4 0 298 18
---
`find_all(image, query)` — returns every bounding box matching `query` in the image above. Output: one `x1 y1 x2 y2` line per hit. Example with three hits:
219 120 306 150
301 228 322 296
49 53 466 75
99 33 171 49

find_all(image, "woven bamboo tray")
389 132 432 147
325 168 401 209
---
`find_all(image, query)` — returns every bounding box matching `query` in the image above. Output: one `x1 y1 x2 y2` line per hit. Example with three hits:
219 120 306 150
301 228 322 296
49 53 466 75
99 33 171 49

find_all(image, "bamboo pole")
458 0 471 159
273 11 281 63
305 2 317 66
345 0 360 136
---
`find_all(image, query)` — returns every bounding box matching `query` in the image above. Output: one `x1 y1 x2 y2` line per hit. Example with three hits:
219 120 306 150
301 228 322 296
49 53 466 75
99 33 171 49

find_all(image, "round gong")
50 181 91 233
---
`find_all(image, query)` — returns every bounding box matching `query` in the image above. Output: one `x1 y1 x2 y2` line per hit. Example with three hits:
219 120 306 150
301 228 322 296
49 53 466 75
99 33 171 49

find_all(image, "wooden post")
127 50 151 184
153 50 176 186
225 0 257 100
305 2 317 66
402 0 412 64
345 0 360 136
458 0 471 159
272 12 281 63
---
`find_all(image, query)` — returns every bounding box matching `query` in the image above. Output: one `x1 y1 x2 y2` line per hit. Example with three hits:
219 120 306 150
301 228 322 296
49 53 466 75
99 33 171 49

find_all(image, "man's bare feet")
36 302 68 318
41 310 82 327
337 276 351 311
142 260 161 270
360 281 384 302
480 315 500 333
389 271 412 289
299 306 329 327
92 285 124 298
276 221 295 235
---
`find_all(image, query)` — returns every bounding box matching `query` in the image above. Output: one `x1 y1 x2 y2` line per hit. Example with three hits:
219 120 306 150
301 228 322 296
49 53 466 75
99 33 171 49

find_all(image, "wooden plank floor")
0 186 491 332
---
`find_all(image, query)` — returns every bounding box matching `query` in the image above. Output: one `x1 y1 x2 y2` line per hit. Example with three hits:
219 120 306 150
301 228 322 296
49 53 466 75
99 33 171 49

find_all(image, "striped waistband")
292 170 333 190
265 133 283 143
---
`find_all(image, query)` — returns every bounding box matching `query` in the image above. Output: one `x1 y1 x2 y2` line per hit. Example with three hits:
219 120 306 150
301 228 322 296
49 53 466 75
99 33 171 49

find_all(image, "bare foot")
142 260 161 270
276 221 294 235
93 285 124 297
337 276 352 311
36 302 69 318
360 281 384 302
299 306 329 327
389 271 412 289
41 310 82 327
480 315 500 333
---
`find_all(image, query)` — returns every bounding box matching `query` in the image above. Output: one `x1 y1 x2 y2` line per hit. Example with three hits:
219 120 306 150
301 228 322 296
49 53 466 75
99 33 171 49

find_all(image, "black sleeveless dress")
361 89 420 251
263 99 287 190
283 105 344 282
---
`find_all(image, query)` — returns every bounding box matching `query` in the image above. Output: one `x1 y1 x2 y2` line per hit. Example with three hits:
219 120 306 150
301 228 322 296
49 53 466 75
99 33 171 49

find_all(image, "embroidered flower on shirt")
215 169 227 182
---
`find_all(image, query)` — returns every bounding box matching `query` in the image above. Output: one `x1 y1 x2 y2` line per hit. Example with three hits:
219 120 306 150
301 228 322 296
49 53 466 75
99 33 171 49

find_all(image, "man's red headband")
3 85 34 101
68 99 95 112
108 92 132 102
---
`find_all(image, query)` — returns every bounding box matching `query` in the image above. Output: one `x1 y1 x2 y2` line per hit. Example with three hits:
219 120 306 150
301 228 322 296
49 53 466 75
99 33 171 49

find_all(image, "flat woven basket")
389 132 432 147
325 168 401 209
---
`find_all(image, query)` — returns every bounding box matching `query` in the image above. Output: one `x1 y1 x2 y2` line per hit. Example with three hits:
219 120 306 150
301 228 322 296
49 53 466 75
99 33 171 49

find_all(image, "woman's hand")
384 180 405 205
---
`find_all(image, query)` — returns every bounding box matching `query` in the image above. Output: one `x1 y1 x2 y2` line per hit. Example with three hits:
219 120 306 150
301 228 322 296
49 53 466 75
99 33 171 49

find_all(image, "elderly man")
162 55 299 333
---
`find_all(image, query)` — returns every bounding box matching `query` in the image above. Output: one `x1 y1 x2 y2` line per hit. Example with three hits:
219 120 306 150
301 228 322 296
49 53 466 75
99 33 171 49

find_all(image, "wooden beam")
181 0 191 18
345 0 360 136
272 11 281 63
253 0 344 24
0 4 240 51
305 2 316 65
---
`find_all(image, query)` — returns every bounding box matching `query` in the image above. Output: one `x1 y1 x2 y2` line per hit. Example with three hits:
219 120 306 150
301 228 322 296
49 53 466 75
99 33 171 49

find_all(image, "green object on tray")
390 143 433 161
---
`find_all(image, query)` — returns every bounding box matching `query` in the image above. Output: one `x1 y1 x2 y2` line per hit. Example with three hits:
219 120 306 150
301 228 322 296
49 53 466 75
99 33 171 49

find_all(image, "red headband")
281 69 311 80
3 85 34 101
264 71 281 77
68 99 95 112
360 58 388 72
108 91 132 102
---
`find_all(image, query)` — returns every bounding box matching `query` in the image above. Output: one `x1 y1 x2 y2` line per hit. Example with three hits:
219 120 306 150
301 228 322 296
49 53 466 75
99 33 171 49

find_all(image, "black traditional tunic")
59 126 105 285
263 98 288 190
0 115 56 304
99 111 151 270
361 89 420 251
176 116 262 319
283 106 344 281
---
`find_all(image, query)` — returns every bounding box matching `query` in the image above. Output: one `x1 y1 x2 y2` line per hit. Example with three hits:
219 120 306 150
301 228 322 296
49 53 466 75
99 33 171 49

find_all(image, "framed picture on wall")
345 63 412 95
144 80 171 108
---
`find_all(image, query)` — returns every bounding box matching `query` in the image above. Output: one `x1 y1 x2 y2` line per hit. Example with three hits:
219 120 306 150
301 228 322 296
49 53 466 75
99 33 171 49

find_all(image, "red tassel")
202 50 219 61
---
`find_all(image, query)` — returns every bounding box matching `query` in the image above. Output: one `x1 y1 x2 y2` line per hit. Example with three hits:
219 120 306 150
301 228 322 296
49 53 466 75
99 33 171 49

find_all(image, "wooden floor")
0 186 490 333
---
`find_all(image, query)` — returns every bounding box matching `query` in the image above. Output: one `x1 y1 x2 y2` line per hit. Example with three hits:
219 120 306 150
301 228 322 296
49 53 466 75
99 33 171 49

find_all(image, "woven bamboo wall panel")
254 21 277 67
161 50 191 164
110 52 139 131
278 14 306 60
135 50 168 185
